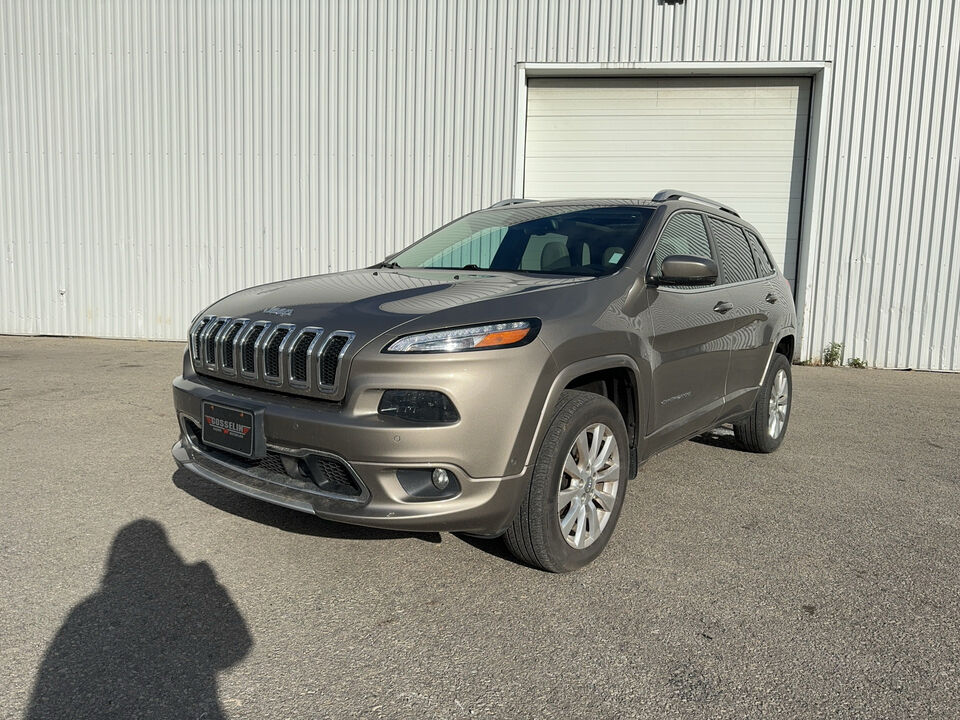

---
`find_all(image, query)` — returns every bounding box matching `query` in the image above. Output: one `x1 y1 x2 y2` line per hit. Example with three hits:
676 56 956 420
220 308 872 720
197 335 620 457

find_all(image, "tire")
504 390 629 572
734 353 792 453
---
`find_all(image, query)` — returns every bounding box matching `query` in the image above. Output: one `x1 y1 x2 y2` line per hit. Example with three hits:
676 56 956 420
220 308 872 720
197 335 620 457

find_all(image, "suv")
173 190 796 571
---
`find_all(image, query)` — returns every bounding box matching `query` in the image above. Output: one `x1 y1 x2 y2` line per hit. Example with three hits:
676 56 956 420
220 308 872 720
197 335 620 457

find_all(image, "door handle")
765 293 778 304
713 301 733 314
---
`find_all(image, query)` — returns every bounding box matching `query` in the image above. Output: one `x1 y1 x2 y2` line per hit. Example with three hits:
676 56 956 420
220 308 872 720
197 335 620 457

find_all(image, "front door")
645 212 733 432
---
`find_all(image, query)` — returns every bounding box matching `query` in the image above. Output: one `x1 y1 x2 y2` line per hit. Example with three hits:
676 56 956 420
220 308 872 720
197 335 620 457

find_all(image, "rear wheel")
734 353 792 453
505 390 629 572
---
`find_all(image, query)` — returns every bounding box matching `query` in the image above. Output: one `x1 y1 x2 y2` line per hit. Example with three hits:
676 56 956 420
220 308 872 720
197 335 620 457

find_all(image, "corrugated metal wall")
1 1 958 370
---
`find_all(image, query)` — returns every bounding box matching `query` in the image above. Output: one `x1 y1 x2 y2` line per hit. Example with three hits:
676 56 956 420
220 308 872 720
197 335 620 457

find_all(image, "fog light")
378 390 460 424
432 468 450 490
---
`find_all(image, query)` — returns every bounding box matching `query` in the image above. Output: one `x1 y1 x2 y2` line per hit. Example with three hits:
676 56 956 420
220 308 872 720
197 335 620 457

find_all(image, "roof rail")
488 198 539 208
652 189 739 217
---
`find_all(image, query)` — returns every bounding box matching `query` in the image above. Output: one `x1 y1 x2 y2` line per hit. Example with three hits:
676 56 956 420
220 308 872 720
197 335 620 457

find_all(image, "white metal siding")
0 0 958 370
524 76 810 286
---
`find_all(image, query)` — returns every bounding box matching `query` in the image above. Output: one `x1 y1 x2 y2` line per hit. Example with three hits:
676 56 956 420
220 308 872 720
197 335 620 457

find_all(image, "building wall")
1 0 958 369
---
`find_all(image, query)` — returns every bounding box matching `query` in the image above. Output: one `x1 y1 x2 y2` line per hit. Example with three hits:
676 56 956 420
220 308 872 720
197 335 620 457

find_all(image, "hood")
206 268 587 348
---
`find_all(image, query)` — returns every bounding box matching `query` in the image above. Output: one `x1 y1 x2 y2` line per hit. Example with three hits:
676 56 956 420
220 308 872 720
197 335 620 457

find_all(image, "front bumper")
172 376 531 535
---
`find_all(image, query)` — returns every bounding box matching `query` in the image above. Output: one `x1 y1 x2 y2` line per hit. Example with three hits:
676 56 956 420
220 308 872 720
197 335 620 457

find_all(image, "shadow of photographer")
26 519 252 719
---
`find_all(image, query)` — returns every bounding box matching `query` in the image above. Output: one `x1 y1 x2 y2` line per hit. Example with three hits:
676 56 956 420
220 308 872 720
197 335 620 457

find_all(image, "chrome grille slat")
189 315 214 362
202 319 227 368
317 331 356 392
218 319 248 374
191 318 353 398
287 326 323 389
239 321 271 378
262 323 295 385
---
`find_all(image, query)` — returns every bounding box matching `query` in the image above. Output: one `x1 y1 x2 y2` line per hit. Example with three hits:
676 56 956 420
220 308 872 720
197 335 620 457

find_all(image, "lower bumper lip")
172 432 530 535
173 438 321 515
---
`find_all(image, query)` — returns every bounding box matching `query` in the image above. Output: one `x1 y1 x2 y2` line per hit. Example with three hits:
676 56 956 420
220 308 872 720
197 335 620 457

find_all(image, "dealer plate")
202 401 255 457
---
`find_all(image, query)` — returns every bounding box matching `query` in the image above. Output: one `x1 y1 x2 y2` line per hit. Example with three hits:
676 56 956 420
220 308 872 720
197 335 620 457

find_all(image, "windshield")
389 205 655 277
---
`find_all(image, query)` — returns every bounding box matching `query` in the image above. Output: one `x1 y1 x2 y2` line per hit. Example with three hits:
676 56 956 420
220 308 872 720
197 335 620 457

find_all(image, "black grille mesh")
241 325 265 373
204 320 225 364
310 454 361 495
320 335 348 386
255 453 288 476
290 332 316 383
220 322 244 369
192 317 212 360
264 328 289 377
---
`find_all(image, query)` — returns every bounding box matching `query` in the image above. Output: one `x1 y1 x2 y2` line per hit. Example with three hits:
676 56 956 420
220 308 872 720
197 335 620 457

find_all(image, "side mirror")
651 255 718 286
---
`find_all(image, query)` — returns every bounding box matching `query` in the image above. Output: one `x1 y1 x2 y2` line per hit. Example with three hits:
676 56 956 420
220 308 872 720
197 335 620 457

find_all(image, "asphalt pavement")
1 336 958 719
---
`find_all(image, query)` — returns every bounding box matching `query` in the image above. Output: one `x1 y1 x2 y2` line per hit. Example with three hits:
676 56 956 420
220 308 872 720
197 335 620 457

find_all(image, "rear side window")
650 213 713 277
709 218 758 284
746 231 776 277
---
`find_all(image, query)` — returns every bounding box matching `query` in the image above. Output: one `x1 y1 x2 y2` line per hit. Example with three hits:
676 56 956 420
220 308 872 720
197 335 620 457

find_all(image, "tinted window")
710 219 758 284
746 230 775 277
423 228 506 269
392 205 654 277
650 213 713 277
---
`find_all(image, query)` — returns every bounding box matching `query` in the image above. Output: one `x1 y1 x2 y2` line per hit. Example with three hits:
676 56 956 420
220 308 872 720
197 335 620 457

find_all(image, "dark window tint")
746 231 775 277
651 213 713 277
710 219 758 284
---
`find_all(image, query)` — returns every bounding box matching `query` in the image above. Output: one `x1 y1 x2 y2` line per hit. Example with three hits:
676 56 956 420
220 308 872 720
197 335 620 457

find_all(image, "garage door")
523 77 811 288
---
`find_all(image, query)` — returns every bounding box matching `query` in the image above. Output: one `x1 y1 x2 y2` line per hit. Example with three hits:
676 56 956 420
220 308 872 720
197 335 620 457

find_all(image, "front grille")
220 321 245 370
264 327 290 378
204 320 226 365
192 317 354 397
190 316 213 361
290 331 316 383
241 324 266 373
320 335 349 386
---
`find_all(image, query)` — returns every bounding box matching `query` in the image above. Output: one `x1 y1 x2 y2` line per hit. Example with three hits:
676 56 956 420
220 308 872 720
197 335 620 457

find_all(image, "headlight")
384 320 540 353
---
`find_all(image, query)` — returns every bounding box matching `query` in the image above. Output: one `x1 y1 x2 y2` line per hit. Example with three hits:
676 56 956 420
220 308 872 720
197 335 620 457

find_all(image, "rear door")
646 212 733 432
705 216 774 404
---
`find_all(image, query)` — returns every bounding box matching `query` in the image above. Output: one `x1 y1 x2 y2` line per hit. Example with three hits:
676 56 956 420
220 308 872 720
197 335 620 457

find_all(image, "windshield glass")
389 205 655 276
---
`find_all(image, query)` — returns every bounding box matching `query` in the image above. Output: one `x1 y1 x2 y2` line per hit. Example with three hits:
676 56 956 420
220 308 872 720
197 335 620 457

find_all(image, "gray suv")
173 190 796 571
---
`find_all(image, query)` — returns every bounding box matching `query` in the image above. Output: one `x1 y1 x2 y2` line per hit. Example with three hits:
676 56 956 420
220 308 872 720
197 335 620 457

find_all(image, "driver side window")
650 213 714 282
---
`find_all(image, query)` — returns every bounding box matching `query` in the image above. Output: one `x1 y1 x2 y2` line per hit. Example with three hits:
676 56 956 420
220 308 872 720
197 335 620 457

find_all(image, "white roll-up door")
523 77 811 287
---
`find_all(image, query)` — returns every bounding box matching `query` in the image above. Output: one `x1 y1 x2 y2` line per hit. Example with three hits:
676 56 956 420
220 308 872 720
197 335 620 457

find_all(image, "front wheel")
505 390 629 572
734 353 792 453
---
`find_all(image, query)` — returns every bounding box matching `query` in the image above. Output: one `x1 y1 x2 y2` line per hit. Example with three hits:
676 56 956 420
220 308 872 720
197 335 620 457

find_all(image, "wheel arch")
759 327 797 387
524 355 646 478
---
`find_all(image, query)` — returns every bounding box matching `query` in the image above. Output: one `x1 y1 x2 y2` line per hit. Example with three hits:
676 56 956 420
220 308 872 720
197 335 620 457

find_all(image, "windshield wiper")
376 261 402 269
461 264 481 270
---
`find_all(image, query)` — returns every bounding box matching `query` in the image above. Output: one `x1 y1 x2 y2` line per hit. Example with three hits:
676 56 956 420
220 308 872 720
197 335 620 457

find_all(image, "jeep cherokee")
172 189 796 571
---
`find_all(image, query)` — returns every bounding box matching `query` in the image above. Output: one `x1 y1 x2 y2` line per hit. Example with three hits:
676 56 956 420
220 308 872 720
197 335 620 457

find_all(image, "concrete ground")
1 335 958 719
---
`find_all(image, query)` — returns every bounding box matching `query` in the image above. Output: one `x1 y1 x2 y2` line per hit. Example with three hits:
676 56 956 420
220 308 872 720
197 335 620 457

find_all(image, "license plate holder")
201 401 263 458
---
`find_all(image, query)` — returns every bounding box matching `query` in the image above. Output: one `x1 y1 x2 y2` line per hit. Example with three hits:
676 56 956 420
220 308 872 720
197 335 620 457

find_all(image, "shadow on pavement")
25 519 252 720
172 468 442 543
453 533 526 567
689 424 750 452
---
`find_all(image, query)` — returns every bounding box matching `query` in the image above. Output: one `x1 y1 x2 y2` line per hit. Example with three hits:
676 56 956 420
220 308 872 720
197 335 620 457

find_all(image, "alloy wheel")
557 423 620 549
768 368 789 438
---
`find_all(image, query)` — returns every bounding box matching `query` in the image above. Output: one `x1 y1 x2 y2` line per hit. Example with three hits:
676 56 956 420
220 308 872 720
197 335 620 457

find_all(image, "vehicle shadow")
25 519 252 720
690 424 750 452
453 533 526 567
172 469 442 543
